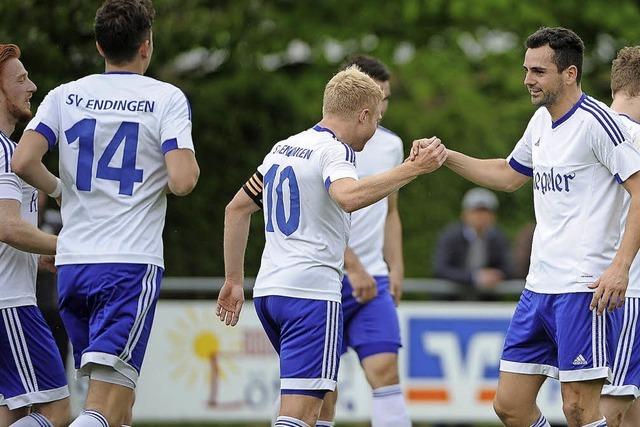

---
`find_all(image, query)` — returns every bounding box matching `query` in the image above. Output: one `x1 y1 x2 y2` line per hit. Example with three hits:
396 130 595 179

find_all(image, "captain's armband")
242 171 263 208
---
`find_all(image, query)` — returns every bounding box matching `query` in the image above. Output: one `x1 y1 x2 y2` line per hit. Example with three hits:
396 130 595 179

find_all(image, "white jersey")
26 73 194 268
0 133 39 309
618 114 640 297
253 125 359 302
349 126 403 276
508 94 640 294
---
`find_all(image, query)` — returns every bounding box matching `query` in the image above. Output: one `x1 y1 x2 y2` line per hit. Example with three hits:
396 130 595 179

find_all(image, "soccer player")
217 66 446 427
600 46 640 427
411 27 640 427
317 55 411 427
0 43 70 427
11 1 200 426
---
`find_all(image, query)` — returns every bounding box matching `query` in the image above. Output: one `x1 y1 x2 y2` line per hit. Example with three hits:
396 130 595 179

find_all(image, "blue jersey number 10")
263 164 300 236
65 119 144 196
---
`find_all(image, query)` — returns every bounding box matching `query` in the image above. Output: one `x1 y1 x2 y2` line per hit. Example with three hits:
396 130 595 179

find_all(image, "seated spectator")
433 188 512 298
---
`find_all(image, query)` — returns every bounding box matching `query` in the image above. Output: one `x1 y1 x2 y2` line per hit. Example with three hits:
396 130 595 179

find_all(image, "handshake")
405 136 448 174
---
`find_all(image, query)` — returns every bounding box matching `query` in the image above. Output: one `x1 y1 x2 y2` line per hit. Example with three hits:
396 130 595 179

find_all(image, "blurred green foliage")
2 0 639 276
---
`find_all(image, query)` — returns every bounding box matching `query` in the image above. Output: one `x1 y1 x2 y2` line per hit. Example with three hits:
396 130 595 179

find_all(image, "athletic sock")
531 413 551 427
9 413 53 427
274 415 311 427
582 417 607 427
68 410 109 427
371 384 411 427
316 421 334 427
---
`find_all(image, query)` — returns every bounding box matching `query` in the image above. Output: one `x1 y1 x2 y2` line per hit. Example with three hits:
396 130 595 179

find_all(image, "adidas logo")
534 138 541 147
573 354 588 366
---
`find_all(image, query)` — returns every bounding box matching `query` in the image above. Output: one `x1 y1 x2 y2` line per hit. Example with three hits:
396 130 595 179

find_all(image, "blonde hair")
611 46 640 97
322 66 384 119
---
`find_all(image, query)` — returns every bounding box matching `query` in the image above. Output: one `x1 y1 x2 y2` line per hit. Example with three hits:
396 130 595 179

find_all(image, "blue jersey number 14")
65 119 144 196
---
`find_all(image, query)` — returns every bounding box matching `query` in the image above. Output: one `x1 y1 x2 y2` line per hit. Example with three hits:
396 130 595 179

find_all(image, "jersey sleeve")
0 148 22 202
160 89 194 155
506 114 536 177
320 142 358 191
25 86 62 150
590 118 640 183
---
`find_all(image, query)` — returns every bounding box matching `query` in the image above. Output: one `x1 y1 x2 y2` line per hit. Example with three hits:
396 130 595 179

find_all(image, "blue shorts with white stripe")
0 305 69 409
254 296 342 398
603 297 640 398
500 289 612 383
57 263 162 386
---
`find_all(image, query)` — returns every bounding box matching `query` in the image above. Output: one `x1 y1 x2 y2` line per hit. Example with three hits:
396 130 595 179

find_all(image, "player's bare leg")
561 379 606 427
362 352 400 388
77 380 134 427
493 372 547 426
621 398 640 427
278 394 323 426
318 389 338 424
0 406 28 426
33 398 71 427
601 395 634 427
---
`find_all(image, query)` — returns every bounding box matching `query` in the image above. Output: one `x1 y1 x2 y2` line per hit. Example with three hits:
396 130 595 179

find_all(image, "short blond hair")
611 46 640 97
322 66 384 119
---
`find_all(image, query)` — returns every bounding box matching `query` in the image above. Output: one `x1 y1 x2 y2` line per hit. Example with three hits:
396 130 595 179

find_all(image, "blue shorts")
500 290 611 382
341 275 401 359
603 297 640 397
254 296 342 399
57 263 162 386
0 306 69 409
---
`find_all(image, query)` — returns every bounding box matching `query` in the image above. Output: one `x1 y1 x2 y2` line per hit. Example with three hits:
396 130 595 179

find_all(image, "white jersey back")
0 133 39 309
349 126 403 276
618 114 640 297
253 126 358 302
508 94 640 294
26 73 194 268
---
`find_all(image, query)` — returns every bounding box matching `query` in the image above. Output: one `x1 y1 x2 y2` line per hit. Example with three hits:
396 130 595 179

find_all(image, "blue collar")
551 93 586 129
619 113 640 125
312 124 337 139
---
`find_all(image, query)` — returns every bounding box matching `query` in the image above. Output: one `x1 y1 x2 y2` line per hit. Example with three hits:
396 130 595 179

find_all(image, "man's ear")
358 108 369 123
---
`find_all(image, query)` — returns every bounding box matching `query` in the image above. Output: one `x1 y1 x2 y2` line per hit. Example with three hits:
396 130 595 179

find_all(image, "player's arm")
384 192 404 305
164 149 199 196
11 131 61 196
217 172 262 326
329 137 446 212
0 199 56 255
590 171 640 314
344 247 377 303
443 149 530 192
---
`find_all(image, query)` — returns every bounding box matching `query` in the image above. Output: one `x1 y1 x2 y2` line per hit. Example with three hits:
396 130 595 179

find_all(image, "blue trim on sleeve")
161 138 179 154
552 93 585 129
508 158 533 177
584 97 625 142
615 173 623 184
34 122 57 150
324 177 331 192
580 105 622 146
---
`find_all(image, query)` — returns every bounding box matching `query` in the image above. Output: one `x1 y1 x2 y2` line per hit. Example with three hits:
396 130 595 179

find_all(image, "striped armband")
242 171 263 208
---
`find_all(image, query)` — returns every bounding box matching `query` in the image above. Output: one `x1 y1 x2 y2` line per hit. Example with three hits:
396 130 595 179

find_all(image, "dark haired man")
0 43 70 427
12 0 200 426
317 55 410 427
412 27 640 427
